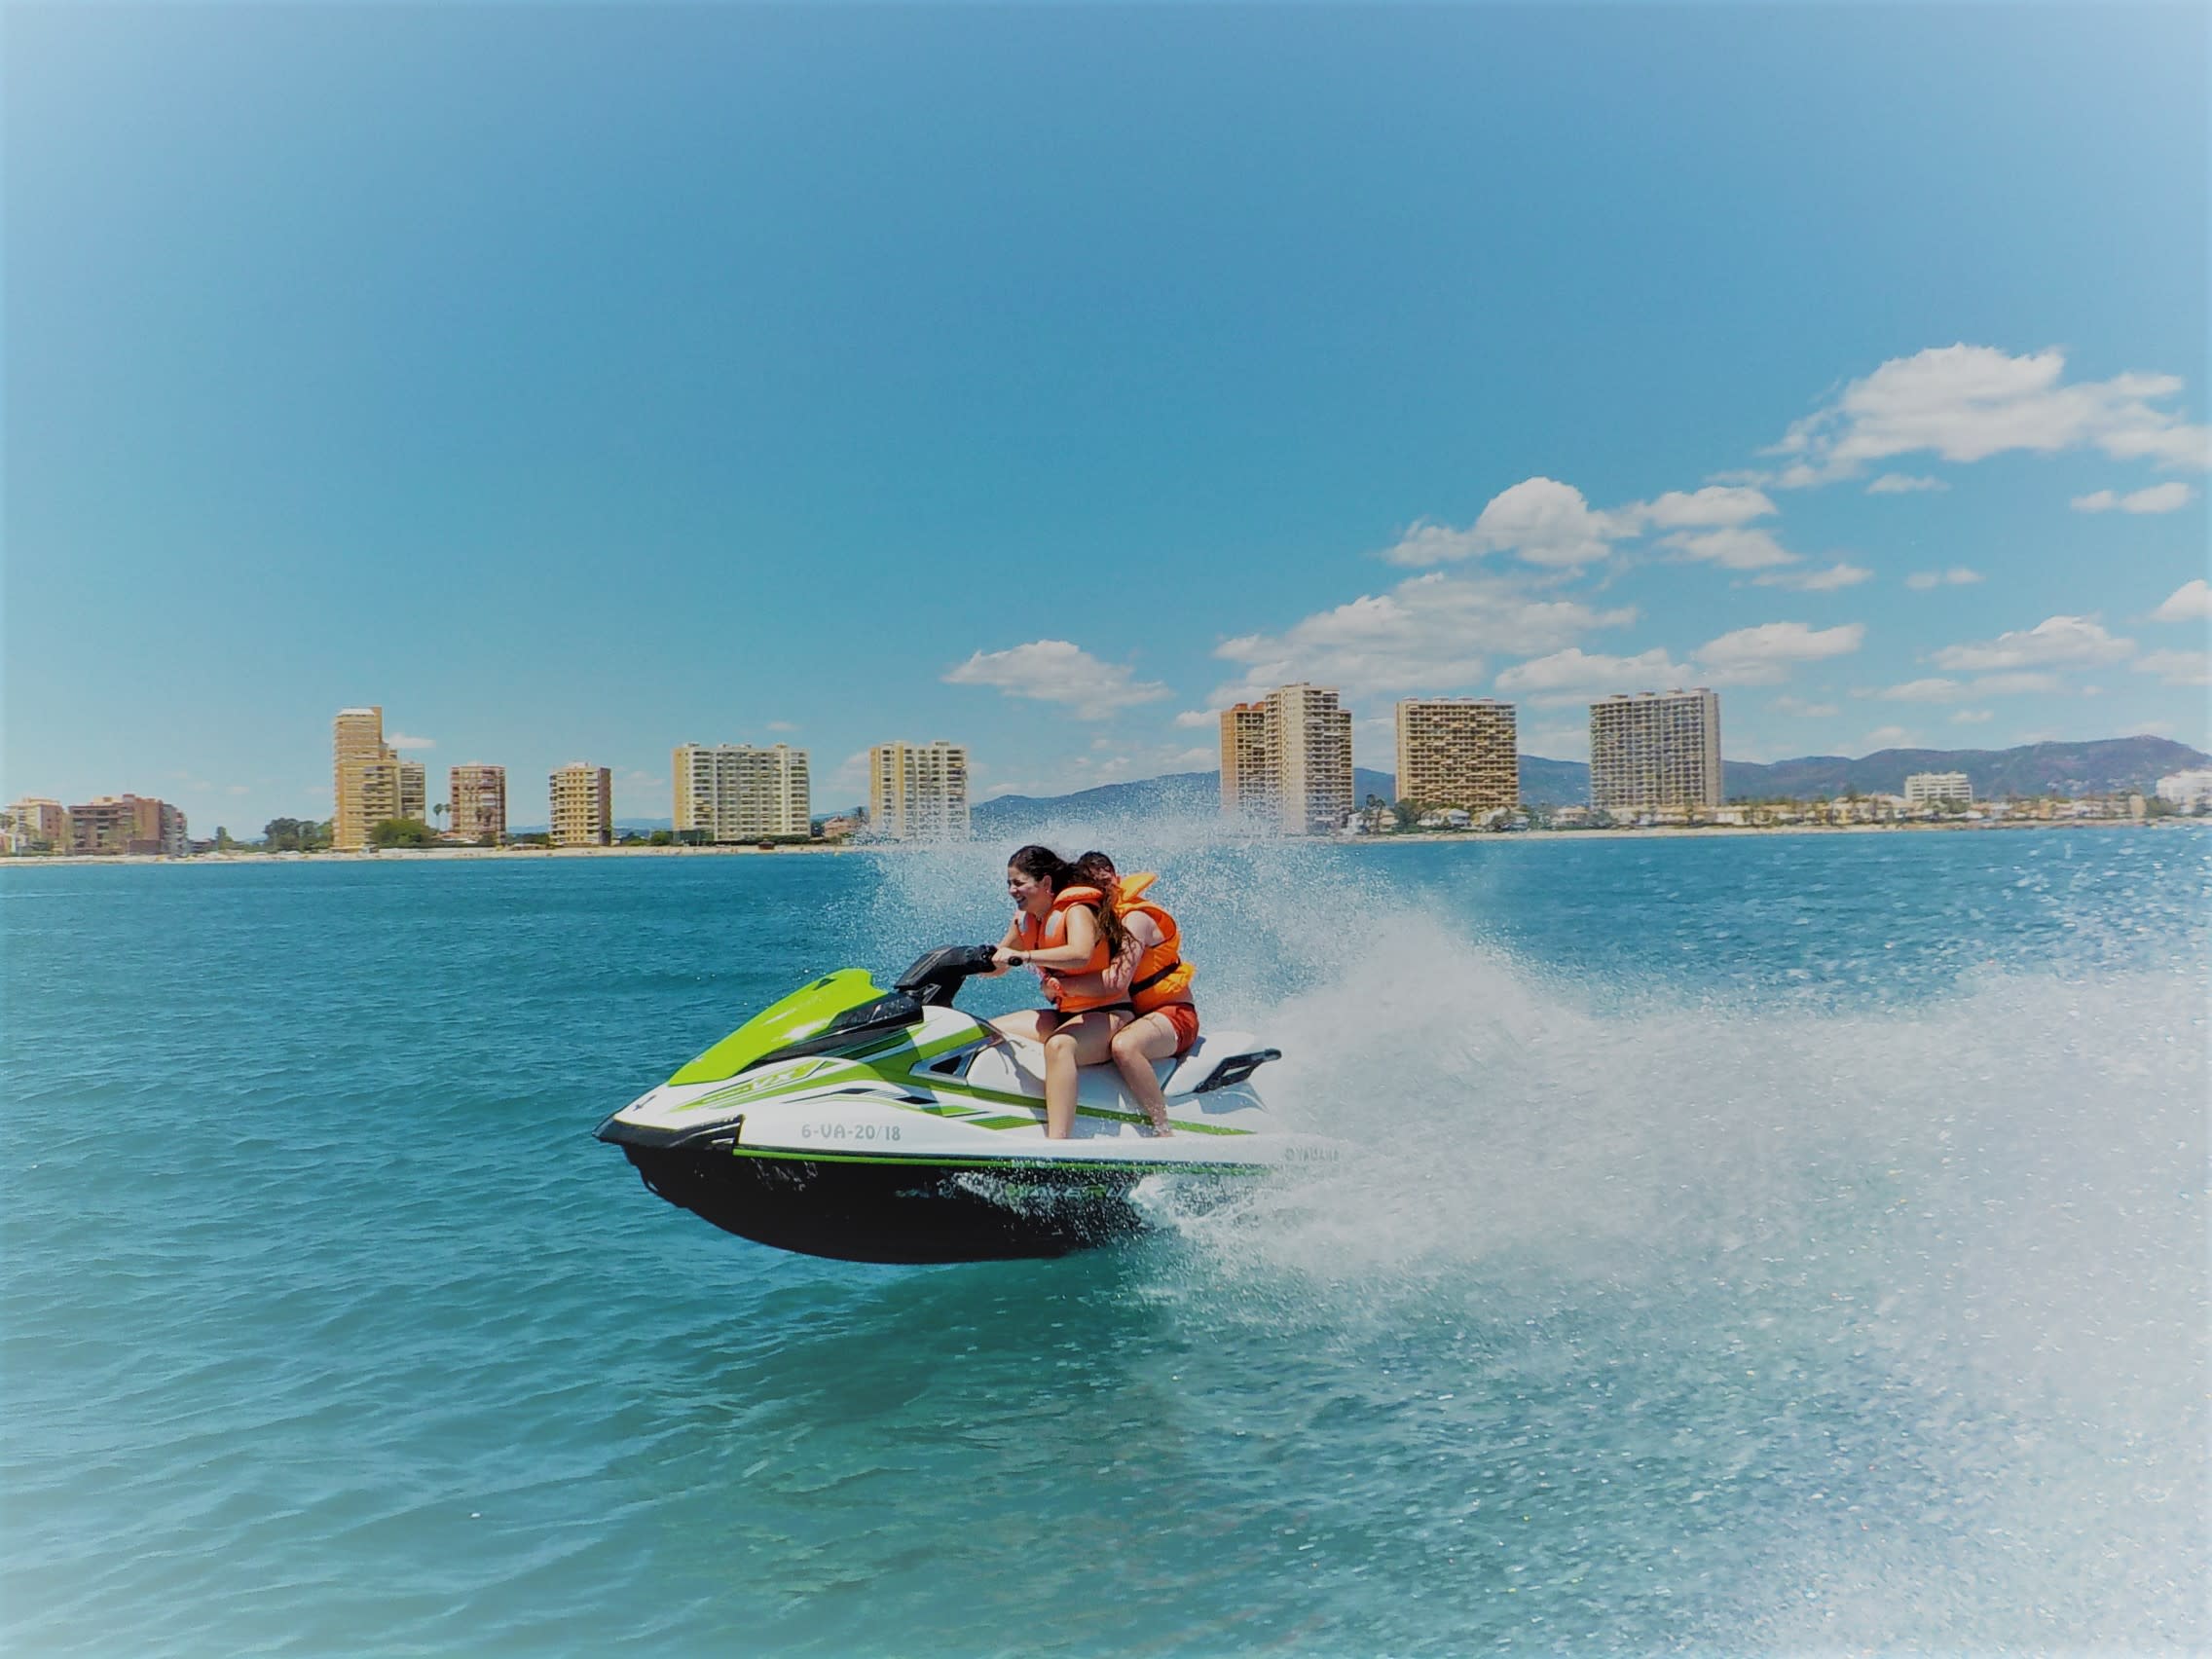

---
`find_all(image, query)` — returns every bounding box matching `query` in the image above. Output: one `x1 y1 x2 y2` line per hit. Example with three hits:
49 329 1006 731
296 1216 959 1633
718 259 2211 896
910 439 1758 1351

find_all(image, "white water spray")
866 820 2210 1647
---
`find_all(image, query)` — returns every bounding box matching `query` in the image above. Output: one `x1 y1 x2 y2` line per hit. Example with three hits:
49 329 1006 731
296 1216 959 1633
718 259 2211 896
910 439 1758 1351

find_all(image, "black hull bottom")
619 1148 1181 1264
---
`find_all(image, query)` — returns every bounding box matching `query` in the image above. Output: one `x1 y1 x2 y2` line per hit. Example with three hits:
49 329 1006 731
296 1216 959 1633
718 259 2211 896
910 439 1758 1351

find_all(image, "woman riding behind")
986 844 1135 1139
1052 851 1198 1136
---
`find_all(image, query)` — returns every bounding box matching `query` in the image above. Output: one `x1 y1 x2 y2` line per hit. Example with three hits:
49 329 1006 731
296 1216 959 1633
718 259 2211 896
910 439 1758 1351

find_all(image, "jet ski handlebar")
894 943 1004 1008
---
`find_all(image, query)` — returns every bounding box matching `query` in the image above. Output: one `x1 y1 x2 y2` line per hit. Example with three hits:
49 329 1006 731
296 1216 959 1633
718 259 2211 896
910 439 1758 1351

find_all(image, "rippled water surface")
5 827 2207 1654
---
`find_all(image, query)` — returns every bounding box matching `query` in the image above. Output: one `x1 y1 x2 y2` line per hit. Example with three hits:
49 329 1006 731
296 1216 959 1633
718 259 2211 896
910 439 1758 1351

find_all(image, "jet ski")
596 943 1322 1264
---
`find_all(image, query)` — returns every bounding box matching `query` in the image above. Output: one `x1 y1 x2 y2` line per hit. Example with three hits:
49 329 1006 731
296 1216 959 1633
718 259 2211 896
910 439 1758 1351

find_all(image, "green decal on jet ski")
669 969 886 1085
717 1146 1273 1174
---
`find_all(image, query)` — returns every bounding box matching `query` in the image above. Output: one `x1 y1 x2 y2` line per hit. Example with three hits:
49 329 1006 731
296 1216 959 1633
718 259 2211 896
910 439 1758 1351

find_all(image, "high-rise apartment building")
1220 684 1354 834
67 794 187 856
352 760 428 839
1218 702 1271 817
1269 683 1355 834
1588 689 1723 811
332 707 427 850
6 797 70 850
674 744 812 840
1395 699 1519 813
549 764 613 847
448 764 507 842
868 742 970 840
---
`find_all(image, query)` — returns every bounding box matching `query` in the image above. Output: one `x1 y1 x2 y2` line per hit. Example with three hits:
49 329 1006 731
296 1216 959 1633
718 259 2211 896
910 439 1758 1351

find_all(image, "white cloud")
1662 527 1798 571
2151 579 2212 622
2134 648 2211 687
1023 739 1220 796
1694 621 1865 684
1765 344 2212 486
943 639 1170 719
1209 571 1635 705
387 732 435 750
1754 561 1873 592
1931 615 2134 672
1635 486 1778 529
1871 673 2054 699
1862 726 1919 750
1949 710 1994 724
829 750 869 799
1866 473 1949 495
2072 482 2199 514
1520 720 1591 761
1771 695 1839 718
1870 678 1967 702
764 720 797 733
1904 567 1983 590
1172 709 1218 728
1493 622 1862 703
1972 672 2064 694
1382 477 1631 570
1493 647 1698 705
1375 520 1483 566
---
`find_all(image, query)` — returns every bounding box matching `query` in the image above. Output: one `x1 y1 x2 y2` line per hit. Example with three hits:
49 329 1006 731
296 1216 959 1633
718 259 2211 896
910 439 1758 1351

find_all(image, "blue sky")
6 3 2207 830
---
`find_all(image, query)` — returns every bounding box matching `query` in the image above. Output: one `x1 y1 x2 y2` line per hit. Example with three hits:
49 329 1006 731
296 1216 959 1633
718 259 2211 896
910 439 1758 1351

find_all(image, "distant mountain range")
1719 736 2208 801
972 736 2207 829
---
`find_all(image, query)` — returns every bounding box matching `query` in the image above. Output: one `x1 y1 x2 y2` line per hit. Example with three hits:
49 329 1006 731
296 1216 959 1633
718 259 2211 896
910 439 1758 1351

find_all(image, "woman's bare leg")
989 1009 1057 1046
1110 1014 1183 1134
1040 1011 1129 1138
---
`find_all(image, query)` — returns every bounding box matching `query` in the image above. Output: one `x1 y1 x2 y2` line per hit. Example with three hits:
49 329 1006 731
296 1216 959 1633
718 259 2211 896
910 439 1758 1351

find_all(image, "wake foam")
867 824 2211 1646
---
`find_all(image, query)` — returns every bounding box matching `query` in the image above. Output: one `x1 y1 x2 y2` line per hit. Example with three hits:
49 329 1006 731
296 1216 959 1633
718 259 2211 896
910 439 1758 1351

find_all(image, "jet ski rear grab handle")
894 943 1281 1095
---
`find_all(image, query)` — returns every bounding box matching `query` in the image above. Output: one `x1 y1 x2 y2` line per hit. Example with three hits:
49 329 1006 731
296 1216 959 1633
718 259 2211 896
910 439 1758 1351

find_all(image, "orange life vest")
1014 884 1117 1012
1106 872 1196 1014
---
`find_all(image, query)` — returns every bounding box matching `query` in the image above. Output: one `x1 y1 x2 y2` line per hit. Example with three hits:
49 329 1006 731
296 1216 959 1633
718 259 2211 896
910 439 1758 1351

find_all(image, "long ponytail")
1067 850 1129 961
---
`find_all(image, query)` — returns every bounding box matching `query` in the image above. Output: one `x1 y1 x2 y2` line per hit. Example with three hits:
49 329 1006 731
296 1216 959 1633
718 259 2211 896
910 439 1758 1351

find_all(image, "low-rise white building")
2155 768 2212 811
1903 771 1972 805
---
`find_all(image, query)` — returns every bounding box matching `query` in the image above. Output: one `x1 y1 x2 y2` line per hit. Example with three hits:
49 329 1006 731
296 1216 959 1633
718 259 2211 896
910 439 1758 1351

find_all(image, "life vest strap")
1130 959 1183 996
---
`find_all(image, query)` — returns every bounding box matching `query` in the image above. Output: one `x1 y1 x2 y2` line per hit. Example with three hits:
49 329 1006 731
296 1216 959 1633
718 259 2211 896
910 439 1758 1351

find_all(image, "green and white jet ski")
596 944 1323 1263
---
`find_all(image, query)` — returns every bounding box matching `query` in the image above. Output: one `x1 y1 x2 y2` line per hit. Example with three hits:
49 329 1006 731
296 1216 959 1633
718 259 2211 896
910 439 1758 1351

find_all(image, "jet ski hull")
613 1142 1256 1264
597 949 1302 1264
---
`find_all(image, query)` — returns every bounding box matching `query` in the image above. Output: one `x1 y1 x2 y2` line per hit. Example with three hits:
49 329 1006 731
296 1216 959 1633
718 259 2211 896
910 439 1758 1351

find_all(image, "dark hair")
1008 843 1073 885
1009 844 1127 960
1068 851 1129 958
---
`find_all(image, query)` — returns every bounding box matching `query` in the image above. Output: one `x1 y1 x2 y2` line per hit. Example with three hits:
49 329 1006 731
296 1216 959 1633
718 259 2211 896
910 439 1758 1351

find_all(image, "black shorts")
1037 1003 1136 1027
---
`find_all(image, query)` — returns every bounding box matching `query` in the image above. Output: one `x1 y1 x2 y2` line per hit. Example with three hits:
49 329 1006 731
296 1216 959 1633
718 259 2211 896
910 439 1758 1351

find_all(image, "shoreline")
1351 816 2182 845
3 815 2194 868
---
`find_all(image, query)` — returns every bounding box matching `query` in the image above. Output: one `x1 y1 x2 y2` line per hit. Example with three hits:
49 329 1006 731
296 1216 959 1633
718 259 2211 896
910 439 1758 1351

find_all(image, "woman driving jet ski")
986 844 1134 1138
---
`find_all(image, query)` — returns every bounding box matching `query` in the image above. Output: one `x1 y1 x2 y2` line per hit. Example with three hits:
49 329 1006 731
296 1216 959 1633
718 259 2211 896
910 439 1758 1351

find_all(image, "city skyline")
6 7 2206 834
10 678 2206 845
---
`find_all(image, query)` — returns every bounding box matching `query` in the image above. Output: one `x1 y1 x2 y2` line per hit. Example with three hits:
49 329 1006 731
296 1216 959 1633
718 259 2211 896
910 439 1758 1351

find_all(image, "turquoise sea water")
4 827 2207 1655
